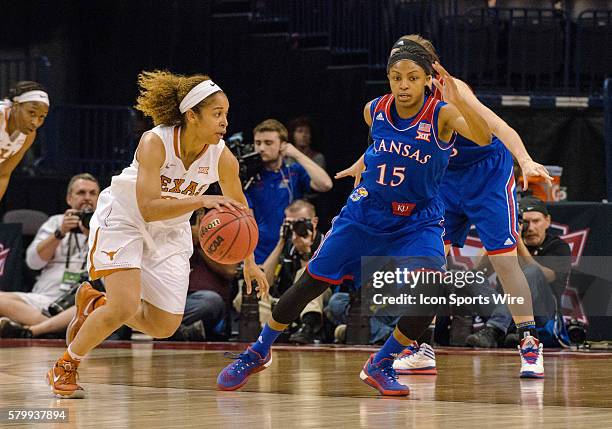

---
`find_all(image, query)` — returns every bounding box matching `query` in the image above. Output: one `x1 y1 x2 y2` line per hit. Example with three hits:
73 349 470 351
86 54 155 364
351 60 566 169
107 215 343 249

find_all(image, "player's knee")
106 297 140 322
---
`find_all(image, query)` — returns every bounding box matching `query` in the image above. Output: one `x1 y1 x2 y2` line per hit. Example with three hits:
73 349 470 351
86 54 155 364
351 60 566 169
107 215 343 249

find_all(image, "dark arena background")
1 0 612 427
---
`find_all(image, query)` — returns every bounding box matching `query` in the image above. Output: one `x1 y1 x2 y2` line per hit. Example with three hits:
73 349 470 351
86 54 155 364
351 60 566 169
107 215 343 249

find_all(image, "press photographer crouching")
0 173 105 338
465 196 572 347
262 199 326 343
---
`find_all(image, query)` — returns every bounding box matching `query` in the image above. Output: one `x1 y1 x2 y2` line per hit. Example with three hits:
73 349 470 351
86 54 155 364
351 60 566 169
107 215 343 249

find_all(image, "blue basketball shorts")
439 146 519 254
306 203 447 287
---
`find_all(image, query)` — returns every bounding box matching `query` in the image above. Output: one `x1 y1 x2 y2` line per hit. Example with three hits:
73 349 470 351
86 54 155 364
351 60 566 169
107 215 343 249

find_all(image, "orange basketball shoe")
66 282 106 346
46 357 85 399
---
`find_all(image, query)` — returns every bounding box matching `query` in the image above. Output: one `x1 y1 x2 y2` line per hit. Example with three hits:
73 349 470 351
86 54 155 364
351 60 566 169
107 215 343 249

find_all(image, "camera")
71 208 94 234
282 218 314 240
567 319 587 345
517 209 530 237
226 132 262 190
43 273 94 317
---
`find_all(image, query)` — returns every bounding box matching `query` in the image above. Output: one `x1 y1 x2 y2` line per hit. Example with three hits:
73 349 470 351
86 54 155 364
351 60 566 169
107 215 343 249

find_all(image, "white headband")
179 80 222 113
13 90 50 107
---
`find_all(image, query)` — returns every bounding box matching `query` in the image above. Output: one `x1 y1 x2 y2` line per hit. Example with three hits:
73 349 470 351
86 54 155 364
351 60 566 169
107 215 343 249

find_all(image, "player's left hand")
335 159 365 188
243 260 269 299
432 62 461 106
519 159 552 190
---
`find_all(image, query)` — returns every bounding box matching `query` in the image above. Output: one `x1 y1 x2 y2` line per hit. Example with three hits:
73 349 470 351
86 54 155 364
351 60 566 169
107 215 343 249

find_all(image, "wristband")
54 229 65 240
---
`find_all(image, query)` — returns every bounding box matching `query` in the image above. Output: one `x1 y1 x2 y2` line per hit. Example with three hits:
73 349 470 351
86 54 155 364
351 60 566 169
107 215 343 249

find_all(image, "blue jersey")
448 134 504 168
352 94 454 226
307 94 452 285
431 76 505 168
246 162 311 263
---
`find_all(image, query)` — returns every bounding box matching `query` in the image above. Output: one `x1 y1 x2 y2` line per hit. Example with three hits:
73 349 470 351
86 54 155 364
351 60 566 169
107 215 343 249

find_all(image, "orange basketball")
198 207 259 264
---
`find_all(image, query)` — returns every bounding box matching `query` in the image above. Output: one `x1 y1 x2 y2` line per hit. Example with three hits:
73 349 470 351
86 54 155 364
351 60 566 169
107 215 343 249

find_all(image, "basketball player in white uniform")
0 81 49 200
47 71 269 398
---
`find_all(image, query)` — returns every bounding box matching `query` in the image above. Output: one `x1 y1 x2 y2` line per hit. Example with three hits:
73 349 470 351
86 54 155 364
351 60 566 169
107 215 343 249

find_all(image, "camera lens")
292 219 312 238
81 210 94 230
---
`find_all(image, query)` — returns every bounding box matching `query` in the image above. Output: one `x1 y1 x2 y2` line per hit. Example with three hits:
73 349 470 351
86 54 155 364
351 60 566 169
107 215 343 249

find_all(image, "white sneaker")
519 336 544 378
393 342 437 375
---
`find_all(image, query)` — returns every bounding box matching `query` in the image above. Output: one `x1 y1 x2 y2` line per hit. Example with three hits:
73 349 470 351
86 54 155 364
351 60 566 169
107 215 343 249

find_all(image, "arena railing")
37 104 137 179
604 78 612 201
439 7 569 94
0 56 51 100
574 10 612 95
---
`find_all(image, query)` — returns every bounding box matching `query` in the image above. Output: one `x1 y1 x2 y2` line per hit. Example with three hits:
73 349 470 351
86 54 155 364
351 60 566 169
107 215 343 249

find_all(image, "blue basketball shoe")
360 355 410 396
217 347 272 391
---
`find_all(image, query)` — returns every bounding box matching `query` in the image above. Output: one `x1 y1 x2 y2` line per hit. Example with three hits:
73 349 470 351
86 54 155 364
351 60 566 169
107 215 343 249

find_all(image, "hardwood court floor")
1 340 612 428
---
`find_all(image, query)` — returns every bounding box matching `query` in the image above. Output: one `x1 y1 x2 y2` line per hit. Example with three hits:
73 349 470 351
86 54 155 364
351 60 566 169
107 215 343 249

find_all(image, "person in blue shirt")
218 44 492 396
246 119 332 264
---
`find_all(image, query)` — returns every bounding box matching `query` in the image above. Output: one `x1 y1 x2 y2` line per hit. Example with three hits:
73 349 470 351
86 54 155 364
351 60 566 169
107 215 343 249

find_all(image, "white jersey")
88 124 226 314
0 104 28 164
108 124 225 227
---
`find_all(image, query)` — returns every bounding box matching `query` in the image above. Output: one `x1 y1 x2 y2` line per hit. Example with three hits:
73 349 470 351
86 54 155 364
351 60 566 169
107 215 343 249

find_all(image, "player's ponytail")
135 70 211 126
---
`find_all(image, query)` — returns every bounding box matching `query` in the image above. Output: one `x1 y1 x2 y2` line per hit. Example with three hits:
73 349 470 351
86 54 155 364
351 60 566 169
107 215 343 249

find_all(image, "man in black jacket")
466 196 572 347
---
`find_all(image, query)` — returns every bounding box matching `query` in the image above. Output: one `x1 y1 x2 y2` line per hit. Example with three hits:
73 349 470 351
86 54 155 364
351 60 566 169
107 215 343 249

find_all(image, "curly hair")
5 81 46 100
134 70 219 126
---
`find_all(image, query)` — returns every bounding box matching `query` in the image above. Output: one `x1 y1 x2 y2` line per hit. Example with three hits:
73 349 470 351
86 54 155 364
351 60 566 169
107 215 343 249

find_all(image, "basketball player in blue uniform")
217 43 492 396
340 36 548 379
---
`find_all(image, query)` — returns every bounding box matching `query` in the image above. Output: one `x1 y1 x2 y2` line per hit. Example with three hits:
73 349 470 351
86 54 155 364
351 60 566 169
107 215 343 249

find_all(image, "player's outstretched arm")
136 133 243 223
433 62 491 146
335 154 365 188
451 77 552 188
218 147 270 298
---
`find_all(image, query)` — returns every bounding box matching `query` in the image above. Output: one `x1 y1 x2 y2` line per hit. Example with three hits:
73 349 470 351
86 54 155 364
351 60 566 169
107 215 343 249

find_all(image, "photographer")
0 173 99 335
247 119 332 264
465 196 572 347
262 199 327 343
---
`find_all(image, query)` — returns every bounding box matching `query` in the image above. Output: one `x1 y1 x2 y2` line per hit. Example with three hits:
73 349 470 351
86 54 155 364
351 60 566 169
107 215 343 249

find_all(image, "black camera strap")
65 232 88 271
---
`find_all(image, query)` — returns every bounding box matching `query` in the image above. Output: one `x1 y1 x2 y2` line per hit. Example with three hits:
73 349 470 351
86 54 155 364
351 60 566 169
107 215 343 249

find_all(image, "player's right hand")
519 159 553 190
335 161 365 188
200 195 245 211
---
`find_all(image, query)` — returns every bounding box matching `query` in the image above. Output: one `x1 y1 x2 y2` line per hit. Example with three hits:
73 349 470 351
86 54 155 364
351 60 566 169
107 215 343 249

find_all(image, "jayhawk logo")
350 186 369 202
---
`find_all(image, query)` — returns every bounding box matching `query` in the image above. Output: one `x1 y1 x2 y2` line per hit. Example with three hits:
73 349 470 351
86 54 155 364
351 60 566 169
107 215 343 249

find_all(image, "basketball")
198 207 259 264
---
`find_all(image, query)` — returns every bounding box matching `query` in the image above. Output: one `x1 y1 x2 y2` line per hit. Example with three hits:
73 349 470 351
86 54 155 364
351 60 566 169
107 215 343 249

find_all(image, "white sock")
67 344 85 361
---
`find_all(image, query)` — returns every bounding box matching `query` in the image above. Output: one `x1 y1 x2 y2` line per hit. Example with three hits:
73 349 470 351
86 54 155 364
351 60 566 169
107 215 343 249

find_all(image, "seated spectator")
325 291 398 345
248 119 332 264
465 196 572 347
261 199 328 344
169 210 238 341
0 173 100 332
0 306 75 338
287 116 326 169
0 291 131 340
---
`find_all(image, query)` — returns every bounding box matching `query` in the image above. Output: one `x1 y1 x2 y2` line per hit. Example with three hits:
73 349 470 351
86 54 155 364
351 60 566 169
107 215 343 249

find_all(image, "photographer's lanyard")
62 233 88 288
279 162 294 204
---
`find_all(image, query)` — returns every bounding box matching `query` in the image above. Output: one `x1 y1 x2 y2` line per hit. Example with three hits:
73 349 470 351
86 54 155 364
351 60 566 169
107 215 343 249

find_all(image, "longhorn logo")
102 247 123 261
